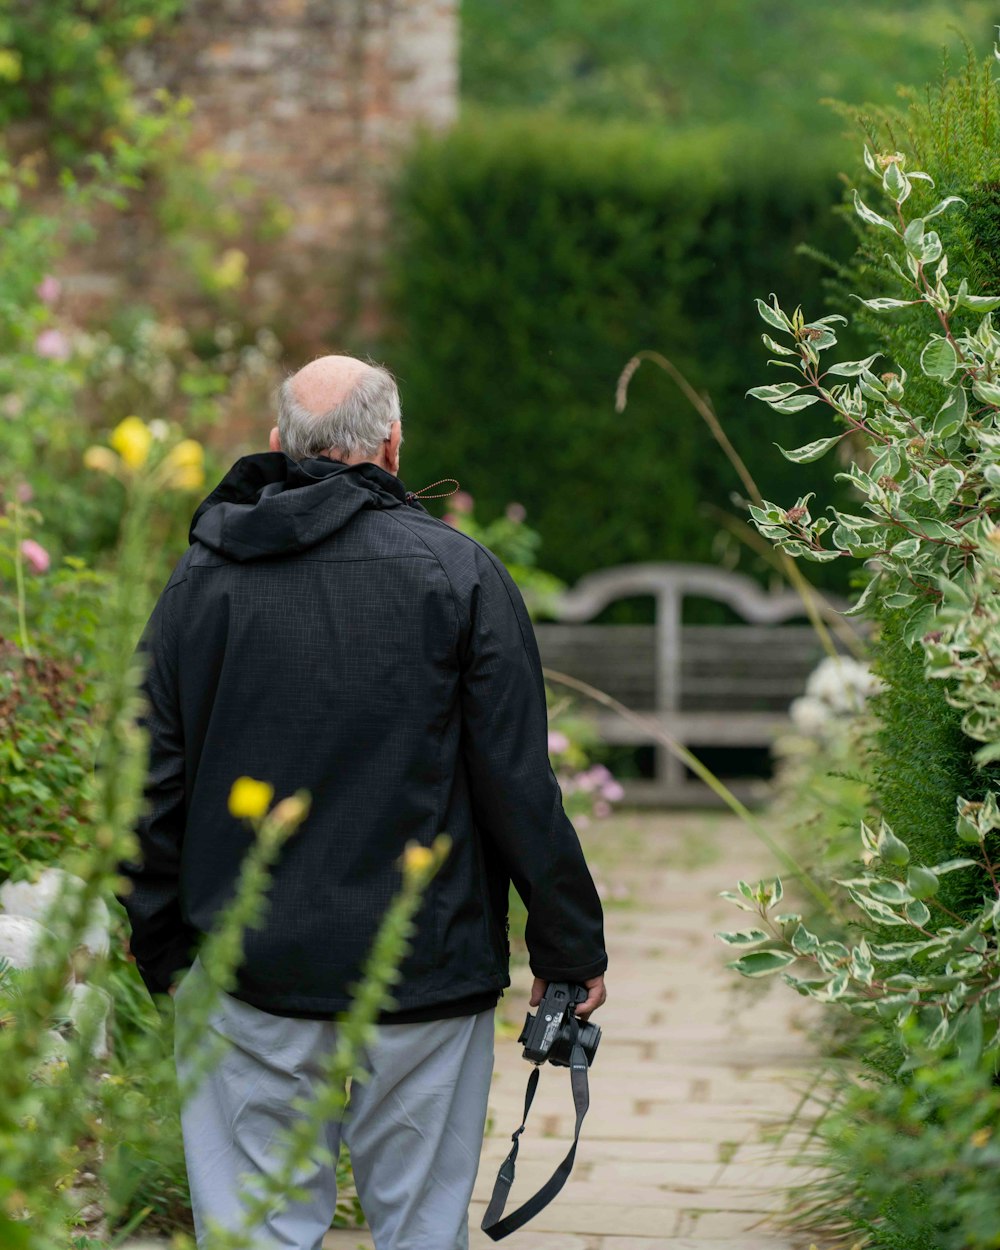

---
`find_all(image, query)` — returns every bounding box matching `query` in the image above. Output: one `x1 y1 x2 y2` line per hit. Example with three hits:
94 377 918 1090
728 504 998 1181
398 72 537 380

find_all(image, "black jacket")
115 452 607 1020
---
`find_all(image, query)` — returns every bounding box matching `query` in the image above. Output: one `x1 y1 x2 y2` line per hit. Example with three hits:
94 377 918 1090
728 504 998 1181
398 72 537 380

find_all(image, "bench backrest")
533 562 865 715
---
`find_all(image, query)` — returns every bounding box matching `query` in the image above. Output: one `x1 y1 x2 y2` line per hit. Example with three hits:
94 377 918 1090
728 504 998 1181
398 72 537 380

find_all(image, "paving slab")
322 811 819 1250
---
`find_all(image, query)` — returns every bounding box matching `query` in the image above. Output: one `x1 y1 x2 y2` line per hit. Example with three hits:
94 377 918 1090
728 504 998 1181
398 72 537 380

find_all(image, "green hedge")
386 112 859 589
831 55 1000 906
831 54 1000 404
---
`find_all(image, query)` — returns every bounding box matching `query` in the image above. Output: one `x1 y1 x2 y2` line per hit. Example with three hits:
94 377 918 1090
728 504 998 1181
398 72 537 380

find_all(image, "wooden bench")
533 562 869 807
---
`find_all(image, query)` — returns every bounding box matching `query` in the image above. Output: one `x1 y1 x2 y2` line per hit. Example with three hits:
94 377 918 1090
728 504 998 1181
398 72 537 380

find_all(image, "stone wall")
81 0 459 351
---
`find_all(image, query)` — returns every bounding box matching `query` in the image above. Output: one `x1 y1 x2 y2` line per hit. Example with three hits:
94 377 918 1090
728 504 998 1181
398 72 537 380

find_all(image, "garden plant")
717 64 1000 1246
2 403 453 1246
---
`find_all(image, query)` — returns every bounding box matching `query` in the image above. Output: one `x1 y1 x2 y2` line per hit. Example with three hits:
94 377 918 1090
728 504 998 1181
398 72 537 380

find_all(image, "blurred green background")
461 1 992 136
387 0 996 591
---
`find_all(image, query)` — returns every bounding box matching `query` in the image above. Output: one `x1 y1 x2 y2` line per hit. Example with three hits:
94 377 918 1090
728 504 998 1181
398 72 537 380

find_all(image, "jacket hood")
189 452 413 561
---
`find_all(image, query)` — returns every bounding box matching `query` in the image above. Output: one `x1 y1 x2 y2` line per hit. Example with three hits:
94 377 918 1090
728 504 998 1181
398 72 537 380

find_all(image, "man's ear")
384 422 402 476
269 426 281 452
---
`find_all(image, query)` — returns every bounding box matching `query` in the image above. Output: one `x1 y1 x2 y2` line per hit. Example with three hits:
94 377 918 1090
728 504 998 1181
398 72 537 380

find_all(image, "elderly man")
116 355 608 1250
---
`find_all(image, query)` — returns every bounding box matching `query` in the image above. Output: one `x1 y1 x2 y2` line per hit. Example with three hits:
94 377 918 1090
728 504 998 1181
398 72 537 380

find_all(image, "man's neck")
318 450 395 476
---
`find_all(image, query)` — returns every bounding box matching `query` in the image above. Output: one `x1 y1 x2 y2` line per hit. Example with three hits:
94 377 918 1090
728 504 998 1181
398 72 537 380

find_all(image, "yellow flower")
170 464 206 490
164 438 204 469
228 776 274 820
402 844 434 877
212 247 248 291
83 445 120 475
163 438 206 490
110 416 153 469
971 1127 992 1148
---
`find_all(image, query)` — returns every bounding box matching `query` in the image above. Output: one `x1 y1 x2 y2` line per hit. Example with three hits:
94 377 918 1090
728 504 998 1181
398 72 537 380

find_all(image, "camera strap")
480 1013 591 1241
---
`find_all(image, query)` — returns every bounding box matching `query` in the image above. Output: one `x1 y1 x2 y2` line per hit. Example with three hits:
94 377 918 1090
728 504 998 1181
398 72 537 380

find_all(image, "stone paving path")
324 809 822 1250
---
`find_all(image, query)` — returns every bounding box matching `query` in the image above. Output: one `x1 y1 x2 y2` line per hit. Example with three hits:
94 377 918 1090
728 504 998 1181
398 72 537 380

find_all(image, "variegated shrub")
721 145 1000 1062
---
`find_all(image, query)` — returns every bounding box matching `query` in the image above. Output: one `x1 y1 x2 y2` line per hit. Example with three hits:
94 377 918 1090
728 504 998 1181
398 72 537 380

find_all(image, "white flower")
790 695 830 738
0 868 111 958
805 655 880 716
0 914 54 970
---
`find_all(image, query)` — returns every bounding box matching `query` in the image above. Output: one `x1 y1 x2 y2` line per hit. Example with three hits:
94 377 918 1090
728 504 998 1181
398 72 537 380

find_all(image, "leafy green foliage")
825 53 1000 428
388 112 857 586
868 604 992 917
0 637 96 876
720 803 1000 1062
726 145 1000 1063
0 492 107 875
461 1 992 145
0 0 184 162
809 1044 1000 1249
745 148 1000 760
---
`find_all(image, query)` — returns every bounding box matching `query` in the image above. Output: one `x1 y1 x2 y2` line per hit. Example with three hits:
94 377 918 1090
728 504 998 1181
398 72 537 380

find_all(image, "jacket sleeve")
460 546 608 984
113 581 200 997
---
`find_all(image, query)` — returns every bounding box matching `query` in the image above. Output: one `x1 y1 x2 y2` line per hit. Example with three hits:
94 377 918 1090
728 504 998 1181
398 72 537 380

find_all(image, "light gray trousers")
173 954 495 1250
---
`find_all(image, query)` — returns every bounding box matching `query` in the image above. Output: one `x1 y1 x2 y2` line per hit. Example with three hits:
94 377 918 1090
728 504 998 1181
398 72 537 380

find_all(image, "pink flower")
36 275 62 306
574 770 597 794
34 329 70 361
600 779 625 803
21 539 50 573
505 502 526 524
452 490 474 515
15 481 33 503
594 799 612 819
442 512 458 527
547 730 570 755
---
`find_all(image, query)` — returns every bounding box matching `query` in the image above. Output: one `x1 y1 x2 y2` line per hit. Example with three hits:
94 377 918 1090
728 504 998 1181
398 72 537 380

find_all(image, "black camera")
483 980 602 1238
518 982 601 1068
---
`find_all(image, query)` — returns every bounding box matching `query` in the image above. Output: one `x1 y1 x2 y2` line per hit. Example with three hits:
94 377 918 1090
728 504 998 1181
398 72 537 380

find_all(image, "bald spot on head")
288 355 375 416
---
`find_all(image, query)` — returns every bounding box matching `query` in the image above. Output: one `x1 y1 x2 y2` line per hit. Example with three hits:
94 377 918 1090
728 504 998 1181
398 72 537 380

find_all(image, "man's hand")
530 973 607 1022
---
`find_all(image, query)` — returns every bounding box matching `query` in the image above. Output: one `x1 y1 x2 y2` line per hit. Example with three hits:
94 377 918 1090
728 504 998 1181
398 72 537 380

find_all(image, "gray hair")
277 363 402 461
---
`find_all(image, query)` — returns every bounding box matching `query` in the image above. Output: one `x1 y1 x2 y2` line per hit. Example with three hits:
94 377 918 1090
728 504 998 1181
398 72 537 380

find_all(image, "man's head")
270 355 403 475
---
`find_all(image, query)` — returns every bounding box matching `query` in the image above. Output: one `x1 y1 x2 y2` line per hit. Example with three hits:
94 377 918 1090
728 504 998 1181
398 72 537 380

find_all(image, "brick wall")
72 0 459 352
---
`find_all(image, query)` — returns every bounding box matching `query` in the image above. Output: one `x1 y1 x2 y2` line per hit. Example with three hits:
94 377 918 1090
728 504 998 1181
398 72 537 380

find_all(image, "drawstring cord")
405 478 461 504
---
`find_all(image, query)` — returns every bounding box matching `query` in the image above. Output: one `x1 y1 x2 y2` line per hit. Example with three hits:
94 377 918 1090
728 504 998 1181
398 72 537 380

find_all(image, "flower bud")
402 844 434 877
227 776 274 820
83 446 120 475
270 795 309 827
